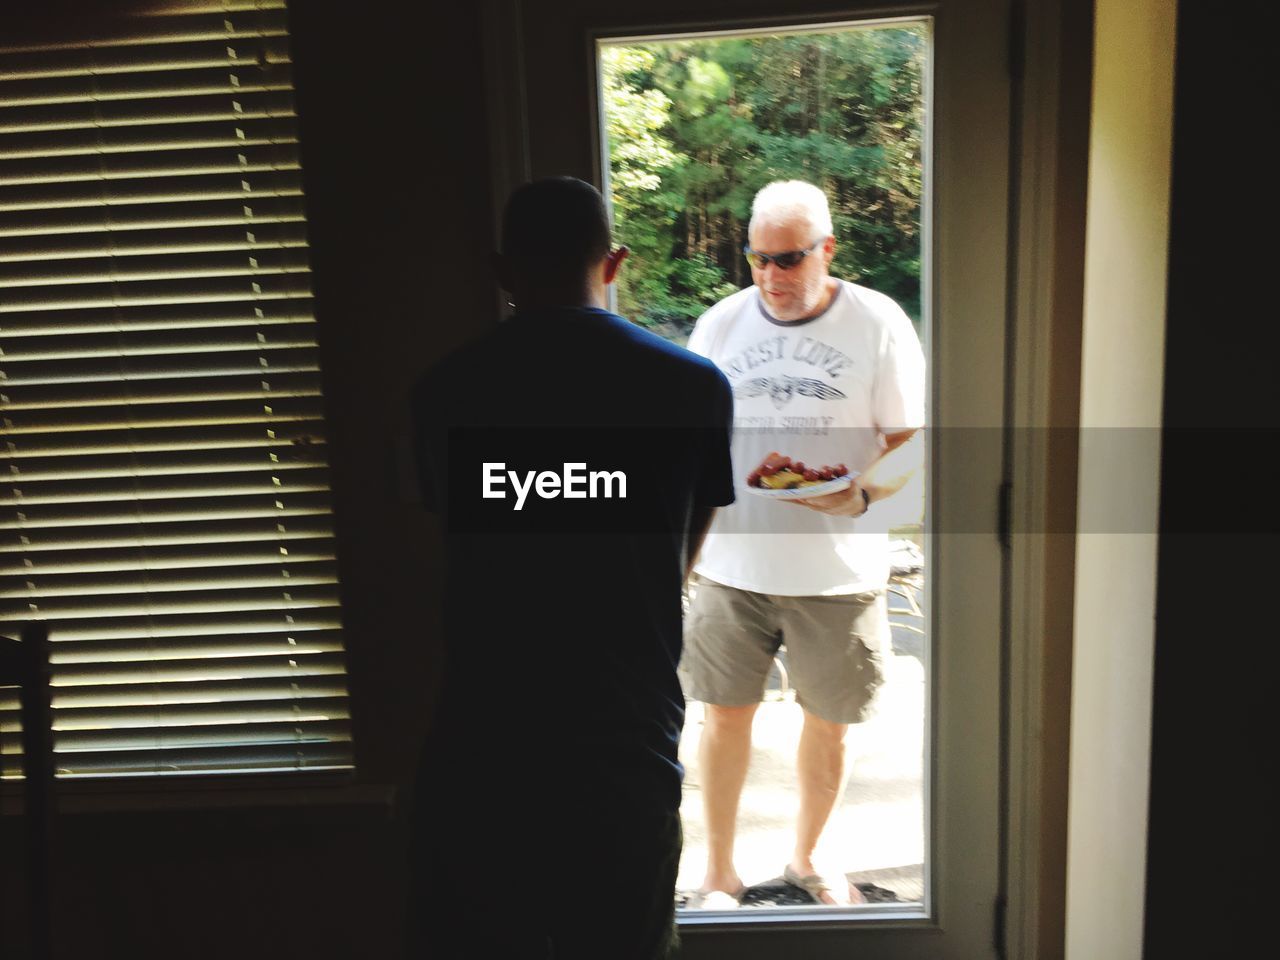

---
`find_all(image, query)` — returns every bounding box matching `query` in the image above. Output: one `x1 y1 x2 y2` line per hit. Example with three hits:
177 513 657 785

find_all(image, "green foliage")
603 25 926 342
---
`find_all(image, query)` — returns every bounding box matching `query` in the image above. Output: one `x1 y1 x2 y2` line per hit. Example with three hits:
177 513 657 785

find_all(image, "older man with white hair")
680 180 925 907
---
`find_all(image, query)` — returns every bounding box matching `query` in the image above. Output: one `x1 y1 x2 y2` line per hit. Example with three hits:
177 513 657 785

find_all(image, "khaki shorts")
679 573 888 724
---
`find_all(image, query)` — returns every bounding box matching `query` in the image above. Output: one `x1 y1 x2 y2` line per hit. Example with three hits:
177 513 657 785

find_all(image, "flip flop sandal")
679 887 746 910
782 864 836 904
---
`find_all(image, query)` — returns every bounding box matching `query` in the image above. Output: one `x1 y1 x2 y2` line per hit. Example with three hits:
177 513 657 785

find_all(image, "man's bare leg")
697 702 759 895
790 709 863 904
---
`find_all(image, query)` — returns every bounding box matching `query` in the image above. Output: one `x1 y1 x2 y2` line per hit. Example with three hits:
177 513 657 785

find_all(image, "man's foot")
683 888 745 910
699 870 746 896
688 870 747 909
784 861 864 905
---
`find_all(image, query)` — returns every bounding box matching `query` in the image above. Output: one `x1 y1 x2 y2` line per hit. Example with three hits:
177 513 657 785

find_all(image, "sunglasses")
743 238 825 271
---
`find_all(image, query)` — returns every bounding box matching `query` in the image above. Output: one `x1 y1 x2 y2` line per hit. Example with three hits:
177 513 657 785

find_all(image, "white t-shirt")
687 280 925 596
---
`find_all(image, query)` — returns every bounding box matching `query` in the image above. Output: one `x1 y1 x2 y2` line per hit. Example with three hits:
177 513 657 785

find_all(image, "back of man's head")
501 177 612 281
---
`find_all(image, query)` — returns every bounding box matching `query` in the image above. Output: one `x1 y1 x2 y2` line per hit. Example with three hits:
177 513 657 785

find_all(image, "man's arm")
856 427 921 503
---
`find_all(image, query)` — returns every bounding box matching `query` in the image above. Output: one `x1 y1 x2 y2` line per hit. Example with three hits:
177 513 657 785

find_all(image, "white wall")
1065 0 1176 957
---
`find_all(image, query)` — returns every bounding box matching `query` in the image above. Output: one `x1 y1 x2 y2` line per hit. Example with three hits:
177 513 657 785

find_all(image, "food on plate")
746 452 851 491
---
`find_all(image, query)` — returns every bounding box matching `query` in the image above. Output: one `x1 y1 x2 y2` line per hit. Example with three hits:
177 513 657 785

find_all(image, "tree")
602 24 927 342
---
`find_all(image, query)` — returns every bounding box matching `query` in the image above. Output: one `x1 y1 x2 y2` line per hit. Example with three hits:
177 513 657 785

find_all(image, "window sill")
0 771 395 816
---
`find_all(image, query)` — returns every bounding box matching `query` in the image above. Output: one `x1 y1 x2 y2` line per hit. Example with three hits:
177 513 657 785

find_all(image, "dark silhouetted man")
410 177 734 958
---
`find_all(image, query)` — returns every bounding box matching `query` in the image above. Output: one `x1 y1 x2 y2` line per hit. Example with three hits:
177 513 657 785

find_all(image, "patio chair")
0 622 54 960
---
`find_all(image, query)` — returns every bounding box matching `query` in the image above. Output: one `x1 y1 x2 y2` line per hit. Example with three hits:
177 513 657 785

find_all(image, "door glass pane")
599 18 931 915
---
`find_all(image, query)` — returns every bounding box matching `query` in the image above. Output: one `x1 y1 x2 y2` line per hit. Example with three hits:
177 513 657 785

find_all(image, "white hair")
749 180 834 240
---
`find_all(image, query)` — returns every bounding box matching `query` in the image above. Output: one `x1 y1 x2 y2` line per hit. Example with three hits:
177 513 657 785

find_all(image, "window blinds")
0 1 354 778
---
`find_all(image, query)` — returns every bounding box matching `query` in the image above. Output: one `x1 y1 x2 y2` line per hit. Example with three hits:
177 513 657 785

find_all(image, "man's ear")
821 233 837 266
603 246 630 285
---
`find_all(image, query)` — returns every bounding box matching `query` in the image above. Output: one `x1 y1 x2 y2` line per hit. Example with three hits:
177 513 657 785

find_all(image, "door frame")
479 2 1028 956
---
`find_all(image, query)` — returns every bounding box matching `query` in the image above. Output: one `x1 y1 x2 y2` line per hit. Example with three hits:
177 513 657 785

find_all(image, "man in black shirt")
410 178 735 958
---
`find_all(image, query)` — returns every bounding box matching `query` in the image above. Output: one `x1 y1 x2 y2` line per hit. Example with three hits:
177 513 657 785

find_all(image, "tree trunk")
685 194 695 259
816 40 826 136
698 188 708 259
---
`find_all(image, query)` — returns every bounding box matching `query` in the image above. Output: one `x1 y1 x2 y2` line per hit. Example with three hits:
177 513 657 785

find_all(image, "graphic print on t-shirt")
734 374 847 410
720 329 856 411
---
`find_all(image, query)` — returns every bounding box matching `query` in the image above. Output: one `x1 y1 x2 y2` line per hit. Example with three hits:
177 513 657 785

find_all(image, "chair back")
0 623 53 960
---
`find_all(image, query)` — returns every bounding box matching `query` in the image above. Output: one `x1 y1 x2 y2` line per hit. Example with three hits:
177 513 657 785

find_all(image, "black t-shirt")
411 307 734 817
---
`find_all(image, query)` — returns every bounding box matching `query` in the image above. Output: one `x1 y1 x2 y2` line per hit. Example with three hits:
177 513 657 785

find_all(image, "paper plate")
746 475 853 500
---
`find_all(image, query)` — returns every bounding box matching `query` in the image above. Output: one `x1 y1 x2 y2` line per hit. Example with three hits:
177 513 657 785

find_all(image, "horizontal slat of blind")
0 380 321 418
0 249 310 291
0 63 295 111
1 465 331 505
22 677 347 714
0 545 337 582
0 171 305 217
0 420 321 458
2 610 343 649
0 10 289 56
2 741 351 779
0 297 312 336
2 497 334 538
0 91 298 137
9 437 319 473
1 3 352 778
50 718 350 753
4 702 352 768
1 442 327 481
0 197 306 240
0 224 307 267
0 37 293 84
50 629 345 663
140 2 289 14
14 318 315 358
0 518 334 560
51 650 346 685
2 698 349 742
0 117 299 163
0 342 318 382
1 558 339 599
0 273 311 313
0 144 300 193
0 332 317 371
1 584 340 621
2 6 290 60
45 695 350 728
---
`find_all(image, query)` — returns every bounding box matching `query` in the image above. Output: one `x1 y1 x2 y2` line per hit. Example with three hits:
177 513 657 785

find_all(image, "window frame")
0 0 360 800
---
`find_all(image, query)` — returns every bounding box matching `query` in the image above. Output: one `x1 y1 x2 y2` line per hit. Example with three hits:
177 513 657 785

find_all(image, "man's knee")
704 702 759 731
801 708 849 743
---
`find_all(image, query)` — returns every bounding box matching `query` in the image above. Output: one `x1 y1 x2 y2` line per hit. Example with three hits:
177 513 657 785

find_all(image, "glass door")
483 2 1008 956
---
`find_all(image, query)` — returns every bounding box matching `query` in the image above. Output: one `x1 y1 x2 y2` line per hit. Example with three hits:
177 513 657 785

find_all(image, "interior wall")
1064 0 1176 957
1143 1 1270 955
285 3 498 790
